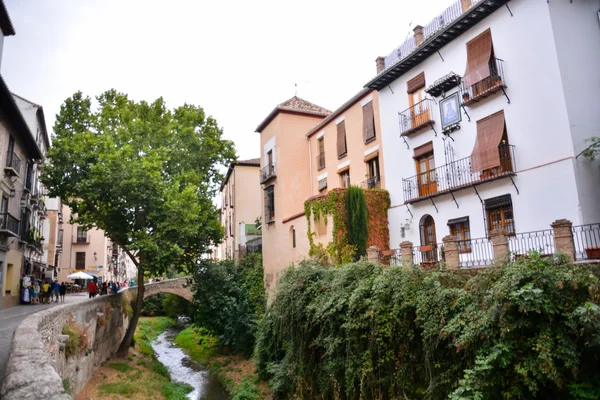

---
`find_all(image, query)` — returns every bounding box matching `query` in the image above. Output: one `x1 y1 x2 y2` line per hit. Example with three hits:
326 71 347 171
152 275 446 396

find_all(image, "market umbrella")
67 271 94 280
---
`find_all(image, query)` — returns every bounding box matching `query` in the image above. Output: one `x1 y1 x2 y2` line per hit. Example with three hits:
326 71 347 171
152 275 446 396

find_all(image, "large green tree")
43 90 235 354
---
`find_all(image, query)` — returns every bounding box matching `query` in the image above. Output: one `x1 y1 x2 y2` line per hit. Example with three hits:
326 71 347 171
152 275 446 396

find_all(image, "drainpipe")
307 136 313 197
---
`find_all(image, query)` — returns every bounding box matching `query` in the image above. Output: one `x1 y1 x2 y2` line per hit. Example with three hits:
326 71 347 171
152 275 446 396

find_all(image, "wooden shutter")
413 141 434 159
362 101 376 143
336 121 347 157
463 29 493 87
407 72 426 94
470 110 505 172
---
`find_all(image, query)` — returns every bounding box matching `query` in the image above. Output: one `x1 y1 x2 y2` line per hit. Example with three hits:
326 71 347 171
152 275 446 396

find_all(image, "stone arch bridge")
130 277 194 302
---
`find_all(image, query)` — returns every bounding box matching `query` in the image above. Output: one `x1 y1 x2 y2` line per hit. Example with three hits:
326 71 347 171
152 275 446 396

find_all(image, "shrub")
345 185 368 258
256 255 600 399
61 321 87 357
190 253 265 356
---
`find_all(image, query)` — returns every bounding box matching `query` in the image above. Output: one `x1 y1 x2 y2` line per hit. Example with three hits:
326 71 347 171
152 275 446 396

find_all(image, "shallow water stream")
151 328 229 400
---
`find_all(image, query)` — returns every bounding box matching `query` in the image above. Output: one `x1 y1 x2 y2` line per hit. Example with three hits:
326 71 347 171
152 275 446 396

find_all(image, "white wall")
548 1 600 225
379 0 587 249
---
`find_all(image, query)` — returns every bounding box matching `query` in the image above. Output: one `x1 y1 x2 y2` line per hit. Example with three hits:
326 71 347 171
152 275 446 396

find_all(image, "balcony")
261 163 276 184
398 99 435 136
316 153 326 171
4 152 21 177
0 213 20 238
461 58 507 106
361 175 381 189
402 144 516 203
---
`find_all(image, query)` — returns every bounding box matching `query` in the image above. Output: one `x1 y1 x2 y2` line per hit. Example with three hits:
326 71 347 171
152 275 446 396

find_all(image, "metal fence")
413 243 445 267
508 229 555 259
461 58 506 104
398 98 435 136
459 237 494 268
572 223 600 261
402 144 516 202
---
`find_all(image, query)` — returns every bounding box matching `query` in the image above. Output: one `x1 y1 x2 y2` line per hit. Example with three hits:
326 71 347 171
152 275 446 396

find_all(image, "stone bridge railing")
0 277 193 400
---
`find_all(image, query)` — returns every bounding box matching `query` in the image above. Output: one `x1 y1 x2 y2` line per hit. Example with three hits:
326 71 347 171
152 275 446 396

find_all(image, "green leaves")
42 89 235 276
345 186 368 258
256 256 600 399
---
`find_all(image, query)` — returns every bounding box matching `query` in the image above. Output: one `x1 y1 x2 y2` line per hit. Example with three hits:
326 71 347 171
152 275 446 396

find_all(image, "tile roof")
256 96 331 133
236 158 260 166
0 0 15 36
220 157 261 191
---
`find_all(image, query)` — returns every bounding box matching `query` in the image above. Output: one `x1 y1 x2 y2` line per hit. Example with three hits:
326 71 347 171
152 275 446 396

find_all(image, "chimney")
413 25 424 47
461 0 472 13
376 56 385 74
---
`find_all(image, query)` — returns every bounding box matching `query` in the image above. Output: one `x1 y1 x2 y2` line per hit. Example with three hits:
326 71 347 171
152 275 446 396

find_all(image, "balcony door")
416 152 437 197
419 214 438 264
0 194 7 229
6 136 14 166
409 88 430 128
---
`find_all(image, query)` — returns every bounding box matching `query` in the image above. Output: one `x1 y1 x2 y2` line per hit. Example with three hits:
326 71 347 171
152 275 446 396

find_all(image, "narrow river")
152 327 229 400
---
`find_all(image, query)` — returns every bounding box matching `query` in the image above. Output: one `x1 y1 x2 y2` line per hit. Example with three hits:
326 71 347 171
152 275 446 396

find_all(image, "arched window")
419 215 438 264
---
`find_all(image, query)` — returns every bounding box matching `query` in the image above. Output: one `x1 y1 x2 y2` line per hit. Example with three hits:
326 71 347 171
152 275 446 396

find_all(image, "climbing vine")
304 188 390 266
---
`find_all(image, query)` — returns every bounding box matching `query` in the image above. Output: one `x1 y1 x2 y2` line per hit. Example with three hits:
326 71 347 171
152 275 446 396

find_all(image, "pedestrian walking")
59 282 66 303
52 280 60 303
88 280 96 298
111 281 119 294
42 280 52 304
102 281 108 295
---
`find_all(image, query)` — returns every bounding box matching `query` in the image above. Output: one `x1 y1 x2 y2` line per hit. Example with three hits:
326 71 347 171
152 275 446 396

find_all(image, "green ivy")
256 254 600 399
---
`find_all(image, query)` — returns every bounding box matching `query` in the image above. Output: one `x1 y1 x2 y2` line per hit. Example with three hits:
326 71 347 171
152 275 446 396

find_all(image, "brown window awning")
362 101 376 143
413 141 433 159
470 110 505 172
337 121 347 157
463 29 493 88
407 72 426 94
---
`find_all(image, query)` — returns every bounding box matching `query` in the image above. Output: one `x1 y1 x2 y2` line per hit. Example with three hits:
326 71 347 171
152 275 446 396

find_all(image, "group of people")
87 280 133 298
22 278 67 304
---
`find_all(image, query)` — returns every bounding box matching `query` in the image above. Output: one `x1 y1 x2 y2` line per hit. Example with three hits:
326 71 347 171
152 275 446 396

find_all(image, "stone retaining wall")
0 290 133 400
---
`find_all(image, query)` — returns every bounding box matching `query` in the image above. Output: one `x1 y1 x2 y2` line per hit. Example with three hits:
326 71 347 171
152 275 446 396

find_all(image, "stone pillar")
400 241 414 267
413 25 424 46
551 219 575 262
367 246 380 264
461 0 472 13
489 229 509 264
375 56 385 74
442 235 459 269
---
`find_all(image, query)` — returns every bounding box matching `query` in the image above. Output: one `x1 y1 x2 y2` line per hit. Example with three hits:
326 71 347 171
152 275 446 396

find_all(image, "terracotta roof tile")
237 158 260 166
256 96 331 133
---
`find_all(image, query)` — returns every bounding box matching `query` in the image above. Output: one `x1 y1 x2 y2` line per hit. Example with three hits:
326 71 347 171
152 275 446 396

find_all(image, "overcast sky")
3 0 453 161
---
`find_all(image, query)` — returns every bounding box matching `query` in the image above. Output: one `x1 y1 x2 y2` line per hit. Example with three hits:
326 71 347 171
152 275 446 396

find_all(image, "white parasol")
67 271 95 280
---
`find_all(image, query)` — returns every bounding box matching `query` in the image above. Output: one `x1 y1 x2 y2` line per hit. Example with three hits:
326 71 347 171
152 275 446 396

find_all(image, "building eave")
0 0 15 36
1 76 43 159
365 0 509 91
256 108 330 133
306 88 372 138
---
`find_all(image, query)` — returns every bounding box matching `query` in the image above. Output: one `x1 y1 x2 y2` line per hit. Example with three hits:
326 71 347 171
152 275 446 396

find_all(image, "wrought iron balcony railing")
0 213 20 237
316 153 326 171
461 58 507 106
5 152 21 176
572 223 600 261
402 144 516 203
361 175 381 189
261 163 276 183
398 98 435 136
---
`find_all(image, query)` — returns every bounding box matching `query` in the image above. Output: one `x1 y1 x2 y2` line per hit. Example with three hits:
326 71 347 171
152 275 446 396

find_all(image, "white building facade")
367 0 600 265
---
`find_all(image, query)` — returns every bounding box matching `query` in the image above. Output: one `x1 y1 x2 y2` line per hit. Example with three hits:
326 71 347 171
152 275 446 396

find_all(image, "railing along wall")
375 219 600 269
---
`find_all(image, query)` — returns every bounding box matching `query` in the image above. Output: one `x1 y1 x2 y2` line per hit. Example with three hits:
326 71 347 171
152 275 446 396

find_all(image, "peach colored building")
219 158 262 260
256 97 331 292
306 89 385 249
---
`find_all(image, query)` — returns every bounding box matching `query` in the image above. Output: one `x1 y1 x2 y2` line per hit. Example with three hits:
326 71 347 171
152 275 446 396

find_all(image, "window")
314 217 327 237
336 121 347 158
366 157 380 189
318 177 327 192
471 110 513 178
264 185 275 222
0 194 7 230
76 226 87 243
463 29 503 100
362 101 376 143
419 214 438 263
485 194 515 235
317 138 325 170
267 150 273 168
407 72 429 129
339 169 350 188
448 217 471 253
413 142 437 197
75 252 86 270
290 225 296 248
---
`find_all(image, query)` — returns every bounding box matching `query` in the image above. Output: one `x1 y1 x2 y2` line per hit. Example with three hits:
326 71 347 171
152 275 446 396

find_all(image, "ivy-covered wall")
304 188 390 265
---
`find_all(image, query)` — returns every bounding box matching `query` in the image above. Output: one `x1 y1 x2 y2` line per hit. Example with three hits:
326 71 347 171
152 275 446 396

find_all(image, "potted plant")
493 75 502 86
585 247 600 259
462 92 470 102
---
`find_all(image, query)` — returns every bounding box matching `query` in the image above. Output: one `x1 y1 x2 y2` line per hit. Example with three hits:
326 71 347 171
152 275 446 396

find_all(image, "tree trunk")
117 265 145 356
